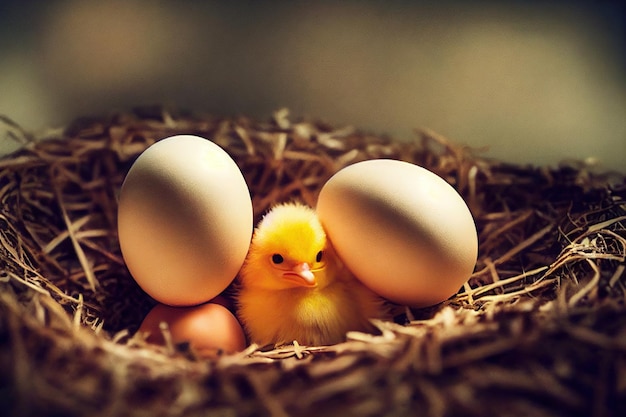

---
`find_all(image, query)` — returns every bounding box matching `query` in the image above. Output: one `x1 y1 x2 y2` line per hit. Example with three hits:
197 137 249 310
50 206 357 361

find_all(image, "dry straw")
1 107 625 417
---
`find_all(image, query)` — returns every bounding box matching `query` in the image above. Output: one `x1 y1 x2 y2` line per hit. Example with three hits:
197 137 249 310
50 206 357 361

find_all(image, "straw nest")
1 107 625 417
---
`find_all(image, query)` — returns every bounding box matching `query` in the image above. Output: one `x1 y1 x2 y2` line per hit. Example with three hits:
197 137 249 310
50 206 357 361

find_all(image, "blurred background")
0 0 624 172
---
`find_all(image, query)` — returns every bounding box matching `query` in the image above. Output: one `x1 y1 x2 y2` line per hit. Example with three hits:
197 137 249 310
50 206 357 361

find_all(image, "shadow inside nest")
1 107 625 417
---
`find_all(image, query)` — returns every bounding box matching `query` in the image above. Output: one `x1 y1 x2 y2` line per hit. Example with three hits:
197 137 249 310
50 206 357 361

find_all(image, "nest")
1 107 625 417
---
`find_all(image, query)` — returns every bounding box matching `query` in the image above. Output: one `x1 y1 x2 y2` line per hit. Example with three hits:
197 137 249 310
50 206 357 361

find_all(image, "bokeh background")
1 0 624 171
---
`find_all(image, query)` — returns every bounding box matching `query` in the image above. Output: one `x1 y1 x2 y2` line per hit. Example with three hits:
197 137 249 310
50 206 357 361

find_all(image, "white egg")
118 135 253 306
317 159 477 307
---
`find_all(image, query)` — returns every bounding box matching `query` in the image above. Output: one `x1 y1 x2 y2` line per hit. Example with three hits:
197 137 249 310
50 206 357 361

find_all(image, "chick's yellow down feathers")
236 202 387 347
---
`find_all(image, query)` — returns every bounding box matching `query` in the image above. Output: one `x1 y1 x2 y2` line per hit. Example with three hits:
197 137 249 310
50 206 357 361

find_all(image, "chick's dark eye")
271 254 284 264
316 251 323 262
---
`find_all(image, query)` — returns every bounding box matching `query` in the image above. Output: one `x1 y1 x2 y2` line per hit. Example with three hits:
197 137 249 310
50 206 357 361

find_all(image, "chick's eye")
271 254 284 264
316 251 323 262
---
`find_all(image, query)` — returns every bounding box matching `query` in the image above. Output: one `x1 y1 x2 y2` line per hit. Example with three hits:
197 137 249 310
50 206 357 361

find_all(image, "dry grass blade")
52 181 98 291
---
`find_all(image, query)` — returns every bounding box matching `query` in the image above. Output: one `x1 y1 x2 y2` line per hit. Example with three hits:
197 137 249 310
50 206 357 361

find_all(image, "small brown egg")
138 301 246 356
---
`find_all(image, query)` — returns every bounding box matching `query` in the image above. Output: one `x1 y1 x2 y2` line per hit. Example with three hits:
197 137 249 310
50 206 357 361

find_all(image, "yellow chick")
236 202 387 347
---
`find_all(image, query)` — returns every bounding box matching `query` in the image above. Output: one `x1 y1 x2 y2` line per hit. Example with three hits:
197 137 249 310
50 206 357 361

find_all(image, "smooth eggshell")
138 302 247 355
118 135 253 306
317 159 478 307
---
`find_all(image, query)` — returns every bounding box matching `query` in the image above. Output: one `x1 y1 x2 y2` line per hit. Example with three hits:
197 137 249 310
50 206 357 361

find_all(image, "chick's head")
240 203 333 290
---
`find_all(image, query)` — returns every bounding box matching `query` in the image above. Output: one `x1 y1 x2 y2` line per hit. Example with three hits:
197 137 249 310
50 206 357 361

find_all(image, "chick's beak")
283 262 317 287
